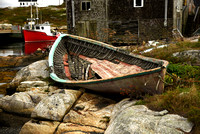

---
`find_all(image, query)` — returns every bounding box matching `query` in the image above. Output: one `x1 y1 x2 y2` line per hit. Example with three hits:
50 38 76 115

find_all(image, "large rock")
108 98 138 122
31 89 82 121
105 99 194 134
9 60 50 88
56 123 104 134
173 50 200 65
20 120 60 134
0 90 47 115
63 93 116 130
16 81 58 92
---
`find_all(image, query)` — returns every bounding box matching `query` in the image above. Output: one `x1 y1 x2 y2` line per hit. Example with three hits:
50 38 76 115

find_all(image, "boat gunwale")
50 66 163 85
22 29 58 36
49 34 169 85
23 29 58 42
65 34 168 66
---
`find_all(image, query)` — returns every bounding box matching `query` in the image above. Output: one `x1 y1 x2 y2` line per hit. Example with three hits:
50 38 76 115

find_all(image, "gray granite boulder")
16 81 58 92
173 50 200 65
0 90 47 115
56 123 104 134
63 93 116 130
105 99 194 134
20 120 60 134
9 60 50 89
31 89 82 121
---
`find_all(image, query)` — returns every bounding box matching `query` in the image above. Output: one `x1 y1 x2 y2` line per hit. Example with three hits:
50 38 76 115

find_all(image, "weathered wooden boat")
49 34 169 94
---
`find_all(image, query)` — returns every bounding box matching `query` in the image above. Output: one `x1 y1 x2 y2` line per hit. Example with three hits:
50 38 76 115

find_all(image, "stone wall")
139 18 173 41
66 0 174 43
107 0 173 42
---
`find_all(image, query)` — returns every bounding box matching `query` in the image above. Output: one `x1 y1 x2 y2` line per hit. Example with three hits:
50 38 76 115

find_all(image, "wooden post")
164 0 168 27
173 0 177 30
173 0 183 33
72 0 75 28
65 0 68 33
179 0 183 33
105 0 109 42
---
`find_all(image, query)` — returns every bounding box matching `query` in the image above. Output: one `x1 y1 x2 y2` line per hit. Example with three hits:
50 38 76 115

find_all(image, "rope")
158 75 173 86
156 78 161 90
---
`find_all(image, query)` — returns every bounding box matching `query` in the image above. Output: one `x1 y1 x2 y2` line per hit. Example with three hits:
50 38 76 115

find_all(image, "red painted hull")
24 41 54 55
23 30 58 42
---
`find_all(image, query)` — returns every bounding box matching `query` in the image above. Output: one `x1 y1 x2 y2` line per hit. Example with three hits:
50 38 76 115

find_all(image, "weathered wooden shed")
66 0 200 43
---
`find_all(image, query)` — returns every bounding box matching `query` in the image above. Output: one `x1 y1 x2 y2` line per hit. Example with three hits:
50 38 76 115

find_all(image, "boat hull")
49 34 169 95
51 68 166 94
23 30 58 42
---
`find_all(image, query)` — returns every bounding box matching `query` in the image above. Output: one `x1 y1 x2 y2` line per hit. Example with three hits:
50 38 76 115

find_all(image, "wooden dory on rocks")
48 34 169 94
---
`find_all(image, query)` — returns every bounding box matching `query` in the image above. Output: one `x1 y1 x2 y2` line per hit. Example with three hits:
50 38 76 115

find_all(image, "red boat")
22 5 60 42
24 41 54 55
23 22 59 42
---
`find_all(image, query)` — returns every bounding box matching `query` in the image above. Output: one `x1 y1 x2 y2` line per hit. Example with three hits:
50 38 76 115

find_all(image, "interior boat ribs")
49 34 169 95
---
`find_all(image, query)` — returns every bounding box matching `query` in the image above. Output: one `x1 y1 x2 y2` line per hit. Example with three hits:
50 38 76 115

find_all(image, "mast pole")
31 0 32 29
36 5 39 24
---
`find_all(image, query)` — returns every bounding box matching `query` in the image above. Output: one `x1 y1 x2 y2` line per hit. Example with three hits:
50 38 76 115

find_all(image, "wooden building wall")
66 0 108 42
108 0 174 42
66 0 174 43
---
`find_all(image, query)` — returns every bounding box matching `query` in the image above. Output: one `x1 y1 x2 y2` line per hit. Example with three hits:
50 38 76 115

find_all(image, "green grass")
167 64 200 80
0 3 66 27
143 85 200 123
132 41 200 133
141 41 200 64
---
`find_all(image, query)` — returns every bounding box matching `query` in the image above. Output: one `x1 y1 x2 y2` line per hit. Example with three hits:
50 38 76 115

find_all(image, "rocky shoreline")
0 57 194 133
0 50 47 95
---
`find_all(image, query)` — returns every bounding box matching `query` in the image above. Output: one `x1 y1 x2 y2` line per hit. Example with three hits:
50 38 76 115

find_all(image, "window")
81 1 91 11
41 27 44 30
25 26 29 30
36 26 40 30
133 0 144 7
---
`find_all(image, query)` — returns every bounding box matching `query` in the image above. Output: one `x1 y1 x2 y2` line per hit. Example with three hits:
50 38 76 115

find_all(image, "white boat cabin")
23 21 55 36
